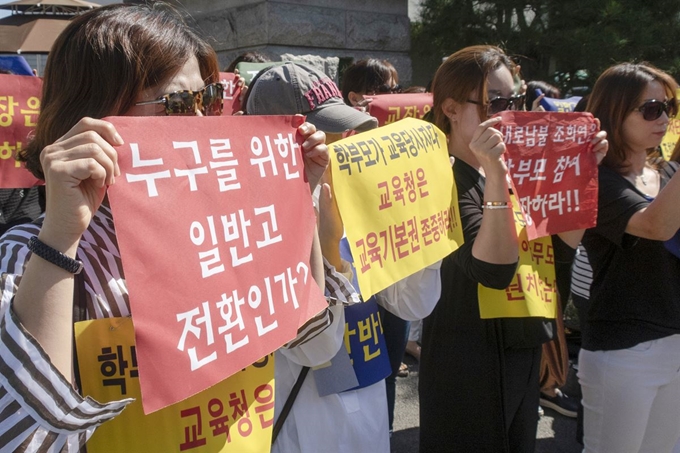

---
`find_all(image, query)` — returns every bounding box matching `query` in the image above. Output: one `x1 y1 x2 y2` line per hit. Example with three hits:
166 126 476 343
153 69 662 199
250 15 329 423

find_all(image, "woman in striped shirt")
0 4 346 452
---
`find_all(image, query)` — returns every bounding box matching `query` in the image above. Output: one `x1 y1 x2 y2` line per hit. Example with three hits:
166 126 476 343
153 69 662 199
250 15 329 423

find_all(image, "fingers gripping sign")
470 116 507 169
40 117 123 246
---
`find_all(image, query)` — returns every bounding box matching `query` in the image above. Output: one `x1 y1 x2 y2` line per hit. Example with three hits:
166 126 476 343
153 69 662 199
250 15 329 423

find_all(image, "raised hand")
40 117 122 250
298 121 329 192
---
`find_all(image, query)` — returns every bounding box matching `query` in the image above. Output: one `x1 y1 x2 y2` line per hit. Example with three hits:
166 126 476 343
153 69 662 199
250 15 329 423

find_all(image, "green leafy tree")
411 0 680 94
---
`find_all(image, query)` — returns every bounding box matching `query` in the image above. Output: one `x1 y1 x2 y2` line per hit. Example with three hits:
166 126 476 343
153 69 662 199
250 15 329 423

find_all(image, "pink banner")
218 72 243 114
366 93 433 126
0 74 43 188
106 115 326 414
498 111 599 240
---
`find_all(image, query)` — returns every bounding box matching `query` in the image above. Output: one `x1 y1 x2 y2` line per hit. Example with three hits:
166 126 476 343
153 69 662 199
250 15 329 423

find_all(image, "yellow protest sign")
75 317 275 453
660 88 680 161
330 117 463 299
478 195 558 319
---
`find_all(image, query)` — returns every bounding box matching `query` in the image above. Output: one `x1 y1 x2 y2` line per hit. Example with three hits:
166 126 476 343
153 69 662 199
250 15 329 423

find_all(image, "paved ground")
390 354 583 453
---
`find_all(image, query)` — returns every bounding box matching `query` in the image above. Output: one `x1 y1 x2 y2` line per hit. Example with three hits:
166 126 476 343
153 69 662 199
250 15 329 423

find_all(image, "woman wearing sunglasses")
420 45 606 452
0 4 335 452
579 63 680 453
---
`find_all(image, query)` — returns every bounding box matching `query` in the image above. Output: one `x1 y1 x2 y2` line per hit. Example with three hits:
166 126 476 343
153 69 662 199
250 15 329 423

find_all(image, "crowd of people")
0 3 679 453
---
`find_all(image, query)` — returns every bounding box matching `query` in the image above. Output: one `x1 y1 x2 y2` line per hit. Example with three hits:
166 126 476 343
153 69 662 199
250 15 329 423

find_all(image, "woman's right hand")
40 117 122 250
469 116 507 175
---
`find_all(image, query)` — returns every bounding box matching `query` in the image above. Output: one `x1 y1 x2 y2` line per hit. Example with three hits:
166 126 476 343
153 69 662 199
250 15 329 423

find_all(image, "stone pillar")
184 0 412 86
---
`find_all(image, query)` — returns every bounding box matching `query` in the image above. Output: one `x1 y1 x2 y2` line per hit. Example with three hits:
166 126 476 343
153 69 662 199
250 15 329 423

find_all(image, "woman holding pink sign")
0 4 346 452
421 45 607 452
579 63 680 453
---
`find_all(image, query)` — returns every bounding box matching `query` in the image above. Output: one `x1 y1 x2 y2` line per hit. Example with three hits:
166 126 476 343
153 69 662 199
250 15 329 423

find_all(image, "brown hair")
671 139 680 163
431 45 514 135
19 3 219 179
341 58 399 105
586 63 678 172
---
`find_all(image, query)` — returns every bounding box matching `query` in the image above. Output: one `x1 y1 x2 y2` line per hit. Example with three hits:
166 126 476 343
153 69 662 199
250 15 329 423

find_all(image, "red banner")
0 74 43 188
106 115 327 414
498 111 599 240
218 72 242 114
366 93 433 126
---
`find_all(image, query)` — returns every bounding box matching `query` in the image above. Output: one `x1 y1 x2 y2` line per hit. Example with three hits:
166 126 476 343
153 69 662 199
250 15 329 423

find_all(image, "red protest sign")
106 115 326 414
366 93 433 126
218 72 242 114
499 111 599 240
0 74 43 188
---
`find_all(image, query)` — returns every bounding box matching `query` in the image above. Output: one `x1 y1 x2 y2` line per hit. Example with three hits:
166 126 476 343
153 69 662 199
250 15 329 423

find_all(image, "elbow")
474 258 518 289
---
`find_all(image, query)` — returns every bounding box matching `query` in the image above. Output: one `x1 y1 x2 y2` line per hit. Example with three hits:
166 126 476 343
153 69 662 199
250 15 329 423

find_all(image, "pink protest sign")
106 115 326 413
218 72 242 114
499 111 599 240
367 93 433 126
0 74 43 188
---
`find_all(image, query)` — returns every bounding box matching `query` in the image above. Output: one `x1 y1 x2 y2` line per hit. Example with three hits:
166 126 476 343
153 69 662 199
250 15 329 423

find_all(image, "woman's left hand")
298 121 329 191
591 120 608 164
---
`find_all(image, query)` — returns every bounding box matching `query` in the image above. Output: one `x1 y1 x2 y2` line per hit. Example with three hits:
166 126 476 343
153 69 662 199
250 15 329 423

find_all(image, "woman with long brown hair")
580 63 680 452
0 4 333 451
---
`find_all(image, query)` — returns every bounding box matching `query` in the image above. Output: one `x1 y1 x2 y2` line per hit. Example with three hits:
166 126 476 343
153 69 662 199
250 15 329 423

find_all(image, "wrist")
38 224 81 258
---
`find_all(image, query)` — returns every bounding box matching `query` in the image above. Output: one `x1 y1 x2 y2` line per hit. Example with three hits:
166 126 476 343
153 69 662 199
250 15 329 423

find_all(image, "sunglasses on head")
635 98 677 121
373 84 403 94
467 94 525 116
135 82 224 116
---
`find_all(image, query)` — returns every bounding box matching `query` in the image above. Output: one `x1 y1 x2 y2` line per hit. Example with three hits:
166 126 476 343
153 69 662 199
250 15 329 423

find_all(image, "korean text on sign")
367 93 433 127
218 72 243 114
478 195 557 319
498 111 600 240
660 88 680 161
106 115 327 414
75 317 275 453
0 74 43 188
330 117 464 299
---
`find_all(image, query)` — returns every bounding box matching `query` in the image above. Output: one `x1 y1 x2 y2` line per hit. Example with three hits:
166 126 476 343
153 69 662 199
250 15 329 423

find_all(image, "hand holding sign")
470 116 507 173
41 118 122 247
299 121 329 191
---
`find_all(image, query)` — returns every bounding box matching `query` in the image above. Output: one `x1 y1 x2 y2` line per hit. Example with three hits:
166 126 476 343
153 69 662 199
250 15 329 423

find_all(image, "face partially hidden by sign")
302 78 343 111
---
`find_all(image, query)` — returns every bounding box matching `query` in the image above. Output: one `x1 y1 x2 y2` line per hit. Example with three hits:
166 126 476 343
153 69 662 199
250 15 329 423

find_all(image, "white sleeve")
374 260 442 321
281 258 359 367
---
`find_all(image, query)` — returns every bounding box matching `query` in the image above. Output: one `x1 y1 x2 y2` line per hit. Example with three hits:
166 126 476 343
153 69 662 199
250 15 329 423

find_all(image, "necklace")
640 171 648 186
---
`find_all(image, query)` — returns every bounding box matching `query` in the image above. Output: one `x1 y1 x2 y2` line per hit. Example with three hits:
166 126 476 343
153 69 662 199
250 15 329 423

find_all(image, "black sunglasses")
467 94 525 116
635 99 677 121
135 82 224 116
374 84 403 94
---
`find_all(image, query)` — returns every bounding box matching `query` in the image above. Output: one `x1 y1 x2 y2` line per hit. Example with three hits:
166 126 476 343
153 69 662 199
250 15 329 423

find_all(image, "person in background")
243 61 385 453
224 51 270 73
524 80 560 112
340 57 423 435
580 62 680 453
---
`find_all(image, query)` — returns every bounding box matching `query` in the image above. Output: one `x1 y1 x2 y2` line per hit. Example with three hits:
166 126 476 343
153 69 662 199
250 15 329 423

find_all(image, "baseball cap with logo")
245 62 378 133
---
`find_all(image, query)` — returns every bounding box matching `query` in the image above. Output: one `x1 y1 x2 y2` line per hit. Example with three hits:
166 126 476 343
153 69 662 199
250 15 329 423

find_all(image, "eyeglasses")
135 82 224 116
372 84 403 94
467 94 525 116
635 99 677 121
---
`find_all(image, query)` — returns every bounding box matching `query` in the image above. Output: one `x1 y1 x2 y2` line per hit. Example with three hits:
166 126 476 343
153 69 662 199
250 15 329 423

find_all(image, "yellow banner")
330 117 463 299
75 317 275 453
478 195 558 319
660 88 680 161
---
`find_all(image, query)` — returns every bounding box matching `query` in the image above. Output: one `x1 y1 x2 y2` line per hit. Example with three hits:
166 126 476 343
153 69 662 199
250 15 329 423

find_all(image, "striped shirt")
570 245 592 300
0 205 358 452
